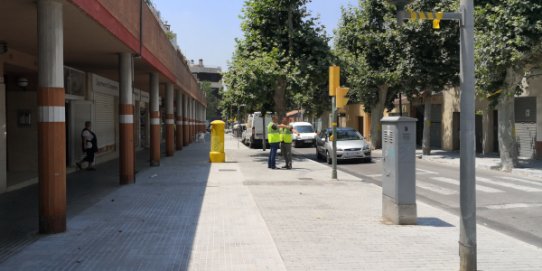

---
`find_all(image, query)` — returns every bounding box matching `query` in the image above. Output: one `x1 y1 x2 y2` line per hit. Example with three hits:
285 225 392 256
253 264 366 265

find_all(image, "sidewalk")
1 135 541 270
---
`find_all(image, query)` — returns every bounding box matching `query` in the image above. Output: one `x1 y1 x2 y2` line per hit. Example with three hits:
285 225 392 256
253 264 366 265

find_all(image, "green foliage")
200 82 222 121
335 0 461 111
397 0 460 97
475 0 542 98
334 0 400 111
223 0 333 117
223 47 284 114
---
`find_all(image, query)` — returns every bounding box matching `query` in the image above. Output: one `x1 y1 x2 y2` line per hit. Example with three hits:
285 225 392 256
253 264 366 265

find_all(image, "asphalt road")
291 145 542 248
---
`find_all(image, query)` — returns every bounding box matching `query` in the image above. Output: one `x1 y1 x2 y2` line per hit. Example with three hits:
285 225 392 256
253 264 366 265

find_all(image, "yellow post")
209 120 225 163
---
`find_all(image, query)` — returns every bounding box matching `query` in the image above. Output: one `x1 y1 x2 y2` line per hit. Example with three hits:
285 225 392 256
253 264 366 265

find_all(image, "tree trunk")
274 77 287 119
498 69 521 171
481 105 494 155
370 85 388 149
422 91 432 155
497 87 517 171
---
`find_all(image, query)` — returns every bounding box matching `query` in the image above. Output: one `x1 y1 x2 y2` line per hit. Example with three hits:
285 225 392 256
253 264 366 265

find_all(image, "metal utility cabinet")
381 116 417 225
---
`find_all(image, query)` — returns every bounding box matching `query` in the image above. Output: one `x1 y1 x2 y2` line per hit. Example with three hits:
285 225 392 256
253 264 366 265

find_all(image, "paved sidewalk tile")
186 162 286 271
0 141 285 271
230 136 542 271
2 134 541 271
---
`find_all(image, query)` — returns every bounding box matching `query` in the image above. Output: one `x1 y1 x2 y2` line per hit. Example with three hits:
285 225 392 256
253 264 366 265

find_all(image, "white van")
242 112 272 148
290 122 317 147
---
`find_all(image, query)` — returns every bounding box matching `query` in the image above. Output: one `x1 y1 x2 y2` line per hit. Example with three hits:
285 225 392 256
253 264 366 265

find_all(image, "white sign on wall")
92 74 119 97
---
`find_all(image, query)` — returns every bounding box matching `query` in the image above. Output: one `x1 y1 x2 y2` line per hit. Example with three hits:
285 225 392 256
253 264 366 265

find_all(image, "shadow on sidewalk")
0 149 151 263
416 217 455 228
0 141 212 270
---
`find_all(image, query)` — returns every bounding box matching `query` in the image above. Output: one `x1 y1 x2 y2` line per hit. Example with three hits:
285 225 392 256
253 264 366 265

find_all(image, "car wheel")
365 157 372 163
326 151 332 164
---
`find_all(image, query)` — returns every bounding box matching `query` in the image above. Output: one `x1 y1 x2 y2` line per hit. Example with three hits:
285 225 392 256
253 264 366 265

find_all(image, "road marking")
484 203 542 210
367 174 382 178
497 176 542 187
416 168 438 175
416 181 456 195
477 177 542 192
430 177 504 193
367 170 435 178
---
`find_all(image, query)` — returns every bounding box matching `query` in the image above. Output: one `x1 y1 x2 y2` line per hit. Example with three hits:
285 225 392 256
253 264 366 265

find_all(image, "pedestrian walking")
267 115 281 169
76 121 98 171
280 117 294 169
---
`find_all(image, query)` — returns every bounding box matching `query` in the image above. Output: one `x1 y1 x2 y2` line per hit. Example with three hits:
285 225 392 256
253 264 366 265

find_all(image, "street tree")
224 0 332 120
334 0 400 149
475 0 542 171
398 0 460 155
200 82 223 121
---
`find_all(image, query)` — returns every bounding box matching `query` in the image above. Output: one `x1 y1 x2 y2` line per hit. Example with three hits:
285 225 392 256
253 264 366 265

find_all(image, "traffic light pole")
332 97 337 179
393 2 477 269
459 1 477 270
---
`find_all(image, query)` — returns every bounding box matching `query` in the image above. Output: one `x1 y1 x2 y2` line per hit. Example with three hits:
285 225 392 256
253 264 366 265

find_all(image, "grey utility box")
381 116 417 225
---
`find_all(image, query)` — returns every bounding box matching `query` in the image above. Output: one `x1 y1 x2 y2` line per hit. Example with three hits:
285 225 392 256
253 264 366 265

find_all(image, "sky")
152 0 356 70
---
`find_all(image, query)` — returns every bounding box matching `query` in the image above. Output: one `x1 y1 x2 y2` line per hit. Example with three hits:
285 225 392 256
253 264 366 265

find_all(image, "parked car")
290 122 317 147
242 112 272 148
315 127 371 163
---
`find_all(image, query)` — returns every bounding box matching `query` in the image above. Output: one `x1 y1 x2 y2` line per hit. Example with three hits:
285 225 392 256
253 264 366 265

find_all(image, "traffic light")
329 66 340 96
433 12 443 29
407 10 444 30
336 87 349 108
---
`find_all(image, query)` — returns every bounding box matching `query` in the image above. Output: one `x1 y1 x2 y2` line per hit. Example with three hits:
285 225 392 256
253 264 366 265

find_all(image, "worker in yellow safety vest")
279 117 294 169
267 115 281 169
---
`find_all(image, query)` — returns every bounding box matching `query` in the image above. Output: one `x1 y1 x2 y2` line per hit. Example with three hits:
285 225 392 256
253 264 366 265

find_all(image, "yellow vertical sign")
329 66 340 96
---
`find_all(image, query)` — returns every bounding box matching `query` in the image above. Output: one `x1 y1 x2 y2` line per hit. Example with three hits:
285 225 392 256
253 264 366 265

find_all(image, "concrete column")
201 106 205 132
150 72 160 166
175 90 183 150
188 97 192 144
183 94 189 146
537 93 542 159
194 103 199 135
119 52 134 185
0 65 6 194
165 83 175 156
37 0 66 234
190 99 195 142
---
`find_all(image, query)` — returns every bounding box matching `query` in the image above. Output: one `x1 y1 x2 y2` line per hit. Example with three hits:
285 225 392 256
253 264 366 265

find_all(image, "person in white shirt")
76 121 98 171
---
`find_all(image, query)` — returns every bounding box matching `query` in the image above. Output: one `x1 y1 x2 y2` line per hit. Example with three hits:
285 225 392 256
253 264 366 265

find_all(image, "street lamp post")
388 1 477 270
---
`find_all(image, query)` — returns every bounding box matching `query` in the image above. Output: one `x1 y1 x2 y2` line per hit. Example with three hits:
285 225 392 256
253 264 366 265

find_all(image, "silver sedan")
315 128 371 163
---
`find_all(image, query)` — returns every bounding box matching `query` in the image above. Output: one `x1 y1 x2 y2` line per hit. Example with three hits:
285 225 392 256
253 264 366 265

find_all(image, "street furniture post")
329 66 340 179
390 0 477 269
209 120 225 163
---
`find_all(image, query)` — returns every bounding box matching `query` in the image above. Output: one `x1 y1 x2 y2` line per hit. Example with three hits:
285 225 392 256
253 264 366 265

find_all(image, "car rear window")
326 129 362 141
295 125 314 133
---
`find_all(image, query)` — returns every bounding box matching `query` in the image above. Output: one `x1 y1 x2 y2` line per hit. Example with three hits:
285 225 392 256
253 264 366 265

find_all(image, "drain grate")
219 169 237 172
298 177 313 181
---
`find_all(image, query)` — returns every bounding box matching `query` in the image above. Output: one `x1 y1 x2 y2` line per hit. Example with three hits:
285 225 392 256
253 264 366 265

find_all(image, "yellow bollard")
209 120 225 163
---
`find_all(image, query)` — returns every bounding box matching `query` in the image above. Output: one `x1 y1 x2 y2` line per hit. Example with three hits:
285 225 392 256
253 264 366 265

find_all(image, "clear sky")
152 0 356 70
